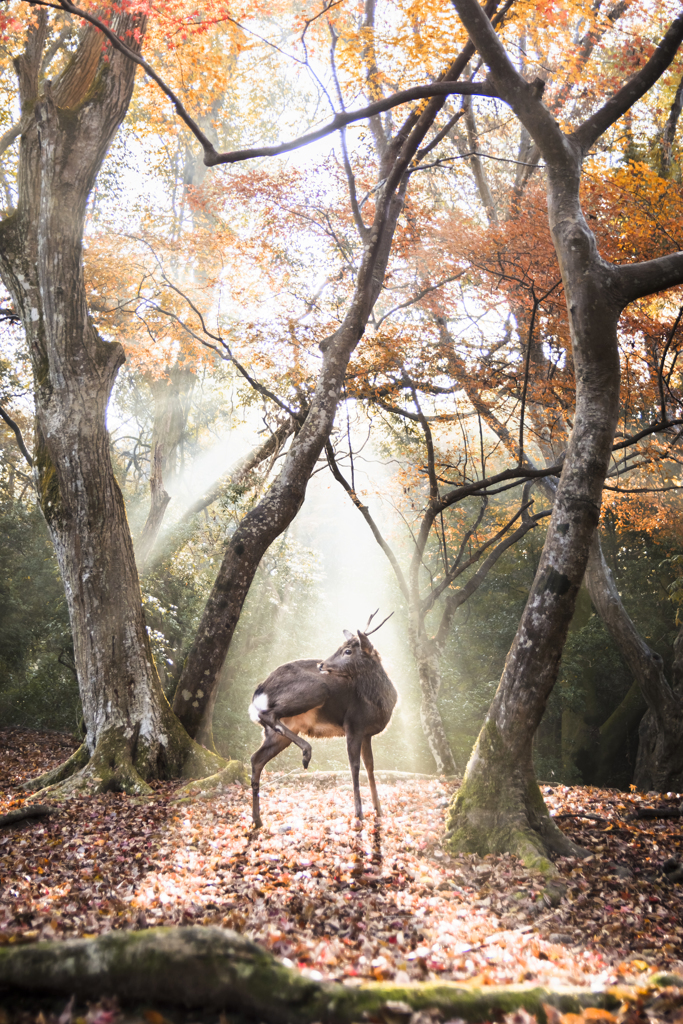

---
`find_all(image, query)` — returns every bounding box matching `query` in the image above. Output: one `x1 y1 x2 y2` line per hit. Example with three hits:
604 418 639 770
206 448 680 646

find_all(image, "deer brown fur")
248 629 397 827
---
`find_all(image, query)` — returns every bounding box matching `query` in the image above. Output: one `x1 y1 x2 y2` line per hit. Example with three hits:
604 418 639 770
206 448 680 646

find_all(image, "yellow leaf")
630 960 650 972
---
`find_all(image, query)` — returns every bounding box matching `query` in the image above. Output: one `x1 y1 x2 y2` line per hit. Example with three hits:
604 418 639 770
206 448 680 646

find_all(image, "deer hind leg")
361 736 381 816
258 710 313 769
251 726 291 828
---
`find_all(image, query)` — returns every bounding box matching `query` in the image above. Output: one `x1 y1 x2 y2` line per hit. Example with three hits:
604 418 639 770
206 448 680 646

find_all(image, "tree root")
444 725 588 872
174 759 249 801
21 724 242 801
0 805 56 828
0 925 628 1022
22 744 89 793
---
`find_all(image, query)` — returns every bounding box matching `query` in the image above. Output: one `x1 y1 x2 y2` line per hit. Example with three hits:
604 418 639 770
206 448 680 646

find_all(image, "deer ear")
357 630 374 654
343 629 354 641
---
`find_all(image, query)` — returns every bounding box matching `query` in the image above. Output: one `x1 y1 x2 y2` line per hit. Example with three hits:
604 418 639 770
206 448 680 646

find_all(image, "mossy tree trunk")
445 1 683 865
0 13 225 795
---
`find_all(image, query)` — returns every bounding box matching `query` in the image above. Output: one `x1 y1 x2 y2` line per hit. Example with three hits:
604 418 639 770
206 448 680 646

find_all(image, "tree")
2 0 513 781
159 0 517 746
0 8 228 793
443 0 683 867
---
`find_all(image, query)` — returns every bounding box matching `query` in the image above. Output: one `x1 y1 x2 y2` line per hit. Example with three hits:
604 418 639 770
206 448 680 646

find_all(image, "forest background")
1 0 683 810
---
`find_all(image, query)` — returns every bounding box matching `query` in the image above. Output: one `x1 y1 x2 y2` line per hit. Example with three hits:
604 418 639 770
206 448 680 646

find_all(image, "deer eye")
343 648 352 655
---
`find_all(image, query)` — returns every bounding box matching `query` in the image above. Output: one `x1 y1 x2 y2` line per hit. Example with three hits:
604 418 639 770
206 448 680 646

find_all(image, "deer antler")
365 611 394 636
364 609 379 631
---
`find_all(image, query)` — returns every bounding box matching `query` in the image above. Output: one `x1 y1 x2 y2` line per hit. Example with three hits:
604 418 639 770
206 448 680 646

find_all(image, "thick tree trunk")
0 14 224 794
445 0 683 864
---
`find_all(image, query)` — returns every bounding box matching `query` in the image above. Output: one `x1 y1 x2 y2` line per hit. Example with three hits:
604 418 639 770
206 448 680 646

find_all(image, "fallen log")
0 925 628 1022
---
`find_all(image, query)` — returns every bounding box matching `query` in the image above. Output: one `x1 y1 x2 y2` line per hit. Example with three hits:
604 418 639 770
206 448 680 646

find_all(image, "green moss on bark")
444 719 579 871
34 433 62 527
0 925 625 1022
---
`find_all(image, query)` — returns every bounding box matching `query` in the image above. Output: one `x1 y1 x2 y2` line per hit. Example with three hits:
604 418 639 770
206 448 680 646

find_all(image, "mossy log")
0 925 626 1022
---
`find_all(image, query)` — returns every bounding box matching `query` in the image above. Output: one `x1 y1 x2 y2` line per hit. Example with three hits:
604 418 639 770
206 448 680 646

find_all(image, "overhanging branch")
24 0 498 167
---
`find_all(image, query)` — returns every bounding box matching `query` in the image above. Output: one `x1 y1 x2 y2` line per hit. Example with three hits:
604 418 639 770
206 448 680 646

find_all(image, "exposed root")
0 925 627 1021
173 759 249 802
33 738 153 800
0 804 56 828
23 721 231 801
22 743 89 793
180 739 229 780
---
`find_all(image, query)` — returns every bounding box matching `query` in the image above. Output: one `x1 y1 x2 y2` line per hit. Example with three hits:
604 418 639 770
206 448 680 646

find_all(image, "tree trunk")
136 440 171 571
445 0 683 867
141 417 295 576
411 633 458 775
174 227 408 743
171 39 482 742
0 14 224 794
446 177 621 865
136 364 195 570
582 534 683 790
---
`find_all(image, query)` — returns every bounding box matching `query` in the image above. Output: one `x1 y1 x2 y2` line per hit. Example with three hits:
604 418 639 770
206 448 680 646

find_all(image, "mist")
212 461 439 776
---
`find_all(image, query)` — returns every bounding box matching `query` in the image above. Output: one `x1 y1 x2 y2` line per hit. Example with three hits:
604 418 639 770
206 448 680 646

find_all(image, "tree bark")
136 440 171 571
411 632 458 775
583 534 683 790
445 0 683 866
0 926 622 1022
0 13 224 794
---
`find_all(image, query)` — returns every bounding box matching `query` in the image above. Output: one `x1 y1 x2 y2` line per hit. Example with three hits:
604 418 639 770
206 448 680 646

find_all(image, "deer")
248 613 397 828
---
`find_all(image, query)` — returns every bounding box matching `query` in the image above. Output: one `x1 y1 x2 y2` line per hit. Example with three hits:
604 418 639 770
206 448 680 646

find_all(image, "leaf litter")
1 729 683 1023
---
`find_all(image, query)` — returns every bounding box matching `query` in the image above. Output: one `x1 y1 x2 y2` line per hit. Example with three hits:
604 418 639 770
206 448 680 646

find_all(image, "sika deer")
248 625 397 827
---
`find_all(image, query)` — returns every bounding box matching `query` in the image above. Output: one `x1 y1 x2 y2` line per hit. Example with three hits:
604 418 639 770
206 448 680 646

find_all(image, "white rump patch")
248 692 269 723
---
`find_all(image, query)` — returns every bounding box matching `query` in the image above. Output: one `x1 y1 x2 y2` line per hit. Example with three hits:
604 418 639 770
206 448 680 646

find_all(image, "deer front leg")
346 730 364 820
361 736 381 816
251 727 291 827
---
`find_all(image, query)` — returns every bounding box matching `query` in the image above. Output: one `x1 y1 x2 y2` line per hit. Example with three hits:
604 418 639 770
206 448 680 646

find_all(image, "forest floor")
1 728 683 1024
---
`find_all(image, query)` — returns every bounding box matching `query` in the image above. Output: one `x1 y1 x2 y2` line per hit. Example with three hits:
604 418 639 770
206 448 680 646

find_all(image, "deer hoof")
302 749 312 769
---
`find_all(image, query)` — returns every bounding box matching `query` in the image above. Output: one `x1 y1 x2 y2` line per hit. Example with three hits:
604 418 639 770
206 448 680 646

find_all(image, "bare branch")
571 14 683 155
325 440 410 600
0 404 34 467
